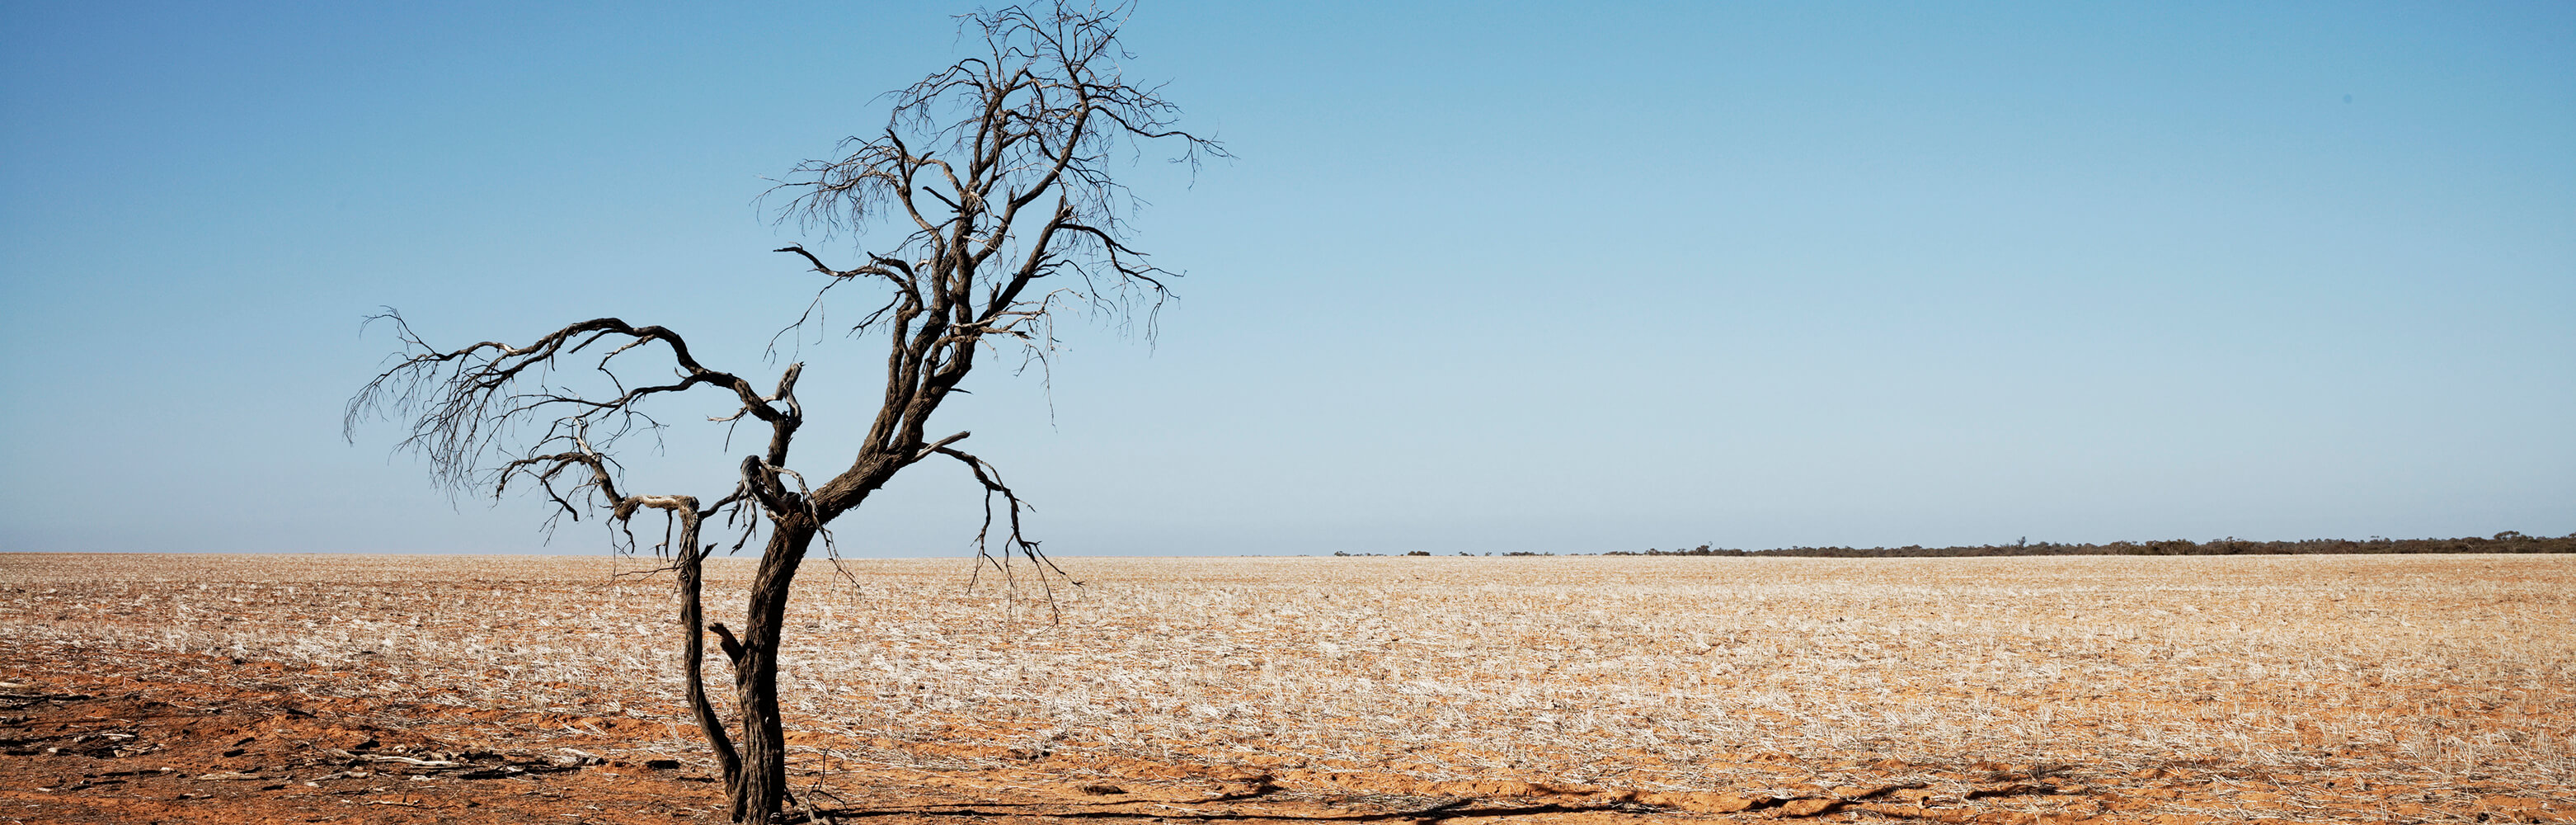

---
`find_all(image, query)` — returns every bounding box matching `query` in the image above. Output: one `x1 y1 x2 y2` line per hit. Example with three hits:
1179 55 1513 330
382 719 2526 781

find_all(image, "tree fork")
348 4 1220 821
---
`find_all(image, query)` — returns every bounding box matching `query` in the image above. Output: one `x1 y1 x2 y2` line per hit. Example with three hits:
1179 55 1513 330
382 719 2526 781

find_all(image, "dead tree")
345 4 1220 820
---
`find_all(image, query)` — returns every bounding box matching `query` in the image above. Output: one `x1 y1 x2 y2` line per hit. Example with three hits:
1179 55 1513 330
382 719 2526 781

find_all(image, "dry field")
2 552 2571 824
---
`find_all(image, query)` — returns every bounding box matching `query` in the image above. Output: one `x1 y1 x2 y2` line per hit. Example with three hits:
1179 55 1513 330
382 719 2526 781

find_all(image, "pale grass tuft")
2 552 2570 804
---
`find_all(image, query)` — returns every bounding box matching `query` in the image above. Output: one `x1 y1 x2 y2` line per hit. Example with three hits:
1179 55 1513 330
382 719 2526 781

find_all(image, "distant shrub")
1593 532 2576 558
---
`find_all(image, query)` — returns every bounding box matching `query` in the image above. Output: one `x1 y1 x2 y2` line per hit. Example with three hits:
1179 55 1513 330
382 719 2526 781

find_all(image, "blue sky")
3 2 2570 555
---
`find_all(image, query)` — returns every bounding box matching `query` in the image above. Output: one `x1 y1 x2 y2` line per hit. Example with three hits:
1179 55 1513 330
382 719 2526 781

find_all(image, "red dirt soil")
10 646 2569 824
6 554 2573 823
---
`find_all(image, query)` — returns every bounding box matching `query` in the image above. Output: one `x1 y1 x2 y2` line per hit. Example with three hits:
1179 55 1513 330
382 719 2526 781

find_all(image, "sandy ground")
2 552 2570 824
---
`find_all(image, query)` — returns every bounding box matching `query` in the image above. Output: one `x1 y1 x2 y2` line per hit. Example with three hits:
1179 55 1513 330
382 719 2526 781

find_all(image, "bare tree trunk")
730 515 816 822
350 7 1218 822
675 523 743 804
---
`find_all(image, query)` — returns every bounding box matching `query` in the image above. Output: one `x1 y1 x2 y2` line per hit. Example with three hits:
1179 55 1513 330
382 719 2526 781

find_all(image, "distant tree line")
1596 531 2574 558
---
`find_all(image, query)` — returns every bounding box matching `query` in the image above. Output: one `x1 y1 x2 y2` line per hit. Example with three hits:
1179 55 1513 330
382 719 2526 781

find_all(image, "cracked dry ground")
4 554 2574 824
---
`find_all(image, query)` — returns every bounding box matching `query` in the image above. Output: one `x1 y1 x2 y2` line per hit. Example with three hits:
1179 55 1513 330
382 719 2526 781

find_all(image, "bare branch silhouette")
346 3 1215 821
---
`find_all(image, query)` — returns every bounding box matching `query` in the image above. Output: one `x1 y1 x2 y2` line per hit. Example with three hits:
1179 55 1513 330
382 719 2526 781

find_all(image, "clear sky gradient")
4 2 2570 556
